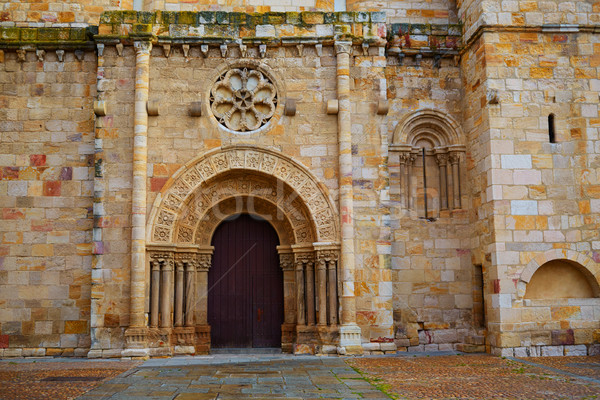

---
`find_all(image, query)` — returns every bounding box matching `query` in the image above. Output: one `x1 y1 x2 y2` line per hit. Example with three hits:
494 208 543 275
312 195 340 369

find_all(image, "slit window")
548 114 556 143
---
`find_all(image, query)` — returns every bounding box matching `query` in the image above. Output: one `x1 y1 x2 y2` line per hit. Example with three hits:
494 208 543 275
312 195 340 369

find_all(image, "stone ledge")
96 11 387 44
0 26 96 49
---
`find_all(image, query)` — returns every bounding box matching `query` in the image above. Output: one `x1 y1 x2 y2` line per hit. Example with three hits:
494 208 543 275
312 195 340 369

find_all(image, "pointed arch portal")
142 146 341 354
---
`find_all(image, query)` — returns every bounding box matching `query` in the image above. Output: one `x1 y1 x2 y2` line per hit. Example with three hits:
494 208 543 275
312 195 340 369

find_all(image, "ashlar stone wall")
0 47 96 358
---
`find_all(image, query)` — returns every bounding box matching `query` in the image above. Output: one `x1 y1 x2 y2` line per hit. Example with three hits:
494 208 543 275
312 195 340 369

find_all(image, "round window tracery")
210 67 278 132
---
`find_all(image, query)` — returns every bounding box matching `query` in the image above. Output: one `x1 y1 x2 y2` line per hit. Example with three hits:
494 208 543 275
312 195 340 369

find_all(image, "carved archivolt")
147 146 339 246
210 67 278 132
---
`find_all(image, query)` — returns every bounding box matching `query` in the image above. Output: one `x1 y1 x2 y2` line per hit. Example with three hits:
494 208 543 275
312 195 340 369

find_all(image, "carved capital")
335 41 352 55
435 153 449 166
280 253 294 271
134 41 152 54
449 153 461 165
196 254 212 271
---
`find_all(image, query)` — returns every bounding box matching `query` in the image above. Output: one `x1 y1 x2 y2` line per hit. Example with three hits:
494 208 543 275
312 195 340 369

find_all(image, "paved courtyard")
1 352 599 399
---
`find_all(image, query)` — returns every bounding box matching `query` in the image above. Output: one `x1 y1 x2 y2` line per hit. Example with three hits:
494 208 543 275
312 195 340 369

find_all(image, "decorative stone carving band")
148 146 339 245
210 67 278 132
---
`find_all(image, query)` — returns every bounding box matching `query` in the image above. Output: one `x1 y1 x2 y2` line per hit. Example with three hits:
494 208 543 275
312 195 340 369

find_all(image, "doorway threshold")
211 348 283 355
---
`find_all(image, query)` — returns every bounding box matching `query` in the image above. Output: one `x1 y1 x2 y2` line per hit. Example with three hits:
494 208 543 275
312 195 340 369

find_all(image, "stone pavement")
2 352 600 400
78 354 390 400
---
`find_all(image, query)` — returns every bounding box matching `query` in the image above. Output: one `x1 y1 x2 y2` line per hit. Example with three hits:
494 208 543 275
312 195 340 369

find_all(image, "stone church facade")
1 0 600 358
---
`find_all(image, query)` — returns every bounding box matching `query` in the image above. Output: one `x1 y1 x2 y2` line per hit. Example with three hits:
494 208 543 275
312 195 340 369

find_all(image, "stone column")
335 41 362 353
195 253 212 354
436 152 449 210
295 260 306 326
450 153 461 209
150 258 160 327
90 43 107 358
160 257 173 328
407 153 416 210
174 260 184 327
327 259 338 325
184 260 195 327
128 40 152 330
399 154 407 208
317 258 327 326
306 261 315 325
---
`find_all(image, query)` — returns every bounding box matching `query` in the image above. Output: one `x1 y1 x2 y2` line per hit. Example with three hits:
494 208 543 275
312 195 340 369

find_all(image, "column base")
339 324 363 355
124 327 148 349
195 324 211 354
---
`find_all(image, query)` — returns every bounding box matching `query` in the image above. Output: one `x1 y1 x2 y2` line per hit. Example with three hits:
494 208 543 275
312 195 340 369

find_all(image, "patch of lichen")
0 26 92 46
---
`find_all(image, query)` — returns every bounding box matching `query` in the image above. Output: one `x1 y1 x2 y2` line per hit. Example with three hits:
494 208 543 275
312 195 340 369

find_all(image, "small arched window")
548 114 556 143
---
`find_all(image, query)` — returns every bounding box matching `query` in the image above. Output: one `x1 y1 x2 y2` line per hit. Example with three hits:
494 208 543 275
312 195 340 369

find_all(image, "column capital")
134 40 153 54
196 253 212 271
279 253 295 271
335 41 352 55
435 153 449 166
449 152 461 165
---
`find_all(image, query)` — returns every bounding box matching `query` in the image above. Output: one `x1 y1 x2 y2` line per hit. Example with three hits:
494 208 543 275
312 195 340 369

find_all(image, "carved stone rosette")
210 68 278 132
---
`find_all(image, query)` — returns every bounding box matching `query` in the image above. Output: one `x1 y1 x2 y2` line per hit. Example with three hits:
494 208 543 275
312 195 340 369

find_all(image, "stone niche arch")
517 249 600 299
390 109 466 216
144 146 341 355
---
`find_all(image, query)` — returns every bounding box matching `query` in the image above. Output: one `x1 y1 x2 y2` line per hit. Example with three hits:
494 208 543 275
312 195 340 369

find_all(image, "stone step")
456 343 486 353
466 335 486 345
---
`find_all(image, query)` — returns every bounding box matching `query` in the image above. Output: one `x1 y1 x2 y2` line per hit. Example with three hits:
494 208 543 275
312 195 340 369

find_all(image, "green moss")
265 12 286 25
137 11 155 24
20 28 38 41
178 11 197 25
286 12 300 25
215 11 229 24
100 11 123 24
38 28 58 41
245 13 264 28
199 11 216 24
133 24 153 34
122 10 138 24
323 12 336 24
1 27 20 41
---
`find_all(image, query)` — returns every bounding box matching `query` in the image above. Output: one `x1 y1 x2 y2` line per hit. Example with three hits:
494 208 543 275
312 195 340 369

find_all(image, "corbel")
315 43 323 57
220 43 228 58
116 43 123 57
162 43 171 58
296 44 304 57
190 101 202 117
414 53 422 67
259 44 267 58
433 54 441 68
487 89 499 105
377 98 389 115
96 44 104 57
239 43 247 58
326 99 339 115
361 42 369 56
284 99 297 116
94 100 107 116
397 53 405 66
36 49 45 62
182 44 190 59
200 44 209 58
17 49 26 62
56 49 65 62
147 100 160 116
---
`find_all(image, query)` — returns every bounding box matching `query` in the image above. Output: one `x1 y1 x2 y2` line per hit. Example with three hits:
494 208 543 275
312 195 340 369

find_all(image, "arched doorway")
208 214 283 348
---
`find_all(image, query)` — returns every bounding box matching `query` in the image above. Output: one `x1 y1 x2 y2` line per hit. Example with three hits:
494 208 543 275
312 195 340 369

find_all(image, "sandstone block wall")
0 47 96 358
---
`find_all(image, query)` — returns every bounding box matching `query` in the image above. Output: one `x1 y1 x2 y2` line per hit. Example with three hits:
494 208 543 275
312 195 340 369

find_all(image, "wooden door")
208 214 283 348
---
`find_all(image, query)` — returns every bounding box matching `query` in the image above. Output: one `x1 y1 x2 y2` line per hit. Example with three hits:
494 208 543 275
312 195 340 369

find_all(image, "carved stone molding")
210 67 278 132
148 146 339 245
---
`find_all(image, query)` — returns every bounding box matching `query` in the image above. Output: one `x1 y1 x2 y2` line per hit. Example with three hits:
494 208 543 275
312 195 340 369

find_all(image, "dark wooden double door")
208 214 283 348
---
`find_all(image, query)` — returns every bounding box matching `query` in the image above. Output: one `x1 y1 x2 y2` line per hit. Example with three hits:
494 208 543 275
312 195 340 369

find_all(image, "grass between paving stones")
345 364 400 399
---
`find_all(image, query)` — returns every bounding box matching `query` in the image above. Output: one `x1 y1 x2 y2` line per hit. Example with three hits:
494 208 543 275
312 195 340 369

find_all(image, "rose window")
210 68 278 132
